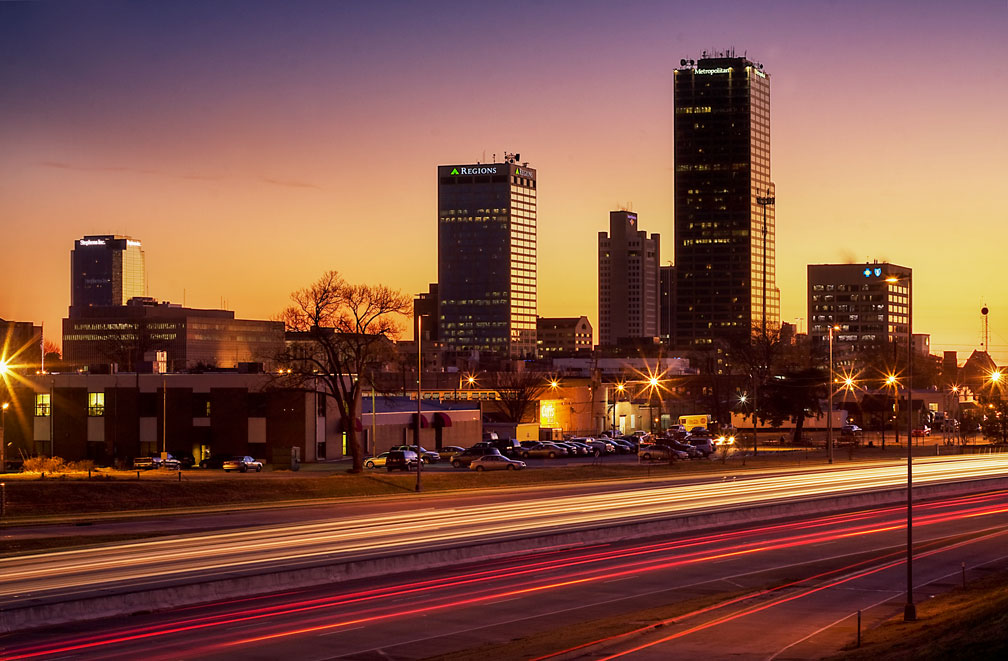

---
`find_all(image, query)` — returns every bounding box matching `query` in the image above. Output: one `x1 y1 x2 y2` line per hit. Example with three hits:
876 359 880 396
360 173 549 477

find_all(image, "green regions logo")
448 166 498 175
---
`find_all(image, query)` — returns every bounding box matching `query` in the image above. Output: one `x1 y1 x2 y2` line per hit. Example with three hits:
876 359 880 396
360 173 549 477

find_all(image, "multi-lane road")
5 483 1008 659
3 454 1008 608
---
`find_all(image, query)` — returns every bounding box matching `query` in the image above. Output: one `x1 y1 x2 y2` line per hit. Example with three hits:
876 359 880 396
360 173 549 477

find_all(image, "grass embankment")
828 569 1008 660
0 445 927 522
0 447 847 520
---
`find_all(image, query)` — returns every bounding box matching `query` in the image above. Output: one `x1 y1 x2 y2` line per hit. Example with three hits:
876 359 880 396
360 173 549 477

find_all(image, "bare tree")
278 271 411 472
724 323 786 453
488 371 552 423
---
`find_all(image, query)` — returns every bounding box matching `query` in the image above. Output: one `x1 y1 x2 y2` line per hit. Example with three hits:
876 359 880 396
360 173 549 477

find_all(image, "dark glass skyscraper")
71 235 146 311
673 53 777 348
437 159 536 359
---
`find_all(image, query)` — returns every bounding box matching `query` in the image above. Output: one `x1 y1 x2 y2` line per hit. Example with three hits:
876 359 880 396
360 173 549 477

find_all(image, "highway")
2 454 1008 607
4 486 1008 659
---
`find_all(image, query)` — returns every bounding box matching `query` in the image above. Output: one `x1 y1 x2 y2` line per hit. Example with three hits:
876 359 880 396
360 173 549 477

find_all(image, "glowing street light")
827 324 840 465
611 382 626 432
887 271 916 622
1 401 8 474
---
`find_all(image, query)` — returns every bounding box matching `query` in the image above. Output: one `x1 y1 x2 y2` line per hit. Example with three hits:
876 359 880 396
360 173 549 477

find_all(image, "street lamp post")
416 316 422 493
1 402 8 474
612 383 625 433
887 273 915 622
827 325 839 464
755 187 775 458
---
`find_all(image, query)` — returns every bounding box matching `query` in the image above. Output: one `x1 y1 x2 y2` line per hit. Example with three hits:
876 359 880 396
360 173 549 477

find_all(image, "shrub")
22 456 67 473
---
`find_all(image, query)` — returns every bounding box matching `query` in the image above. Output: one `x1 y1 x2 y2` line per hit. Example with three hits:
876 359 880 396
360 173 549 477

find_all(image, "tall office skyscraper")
598 211 660 347
673 52 777 348
71 235 145 310
437 157 537 359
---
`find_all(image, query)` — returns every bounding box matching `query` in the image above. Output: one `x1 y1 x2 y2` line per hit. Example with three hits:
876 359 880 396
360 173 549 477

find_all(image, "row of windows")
35 392 216 418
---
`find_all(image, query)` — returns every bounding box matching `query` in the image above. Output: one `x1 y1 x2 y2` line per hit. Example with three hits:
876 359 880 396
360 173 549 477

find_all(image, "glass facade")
673 57 778 348
438 162 537 359
71 235 146 308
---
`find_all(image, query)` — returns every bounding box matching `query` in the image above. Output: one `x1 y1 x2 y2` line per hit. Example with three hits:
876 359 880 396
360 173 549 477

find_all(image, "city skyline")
2 1 1006 362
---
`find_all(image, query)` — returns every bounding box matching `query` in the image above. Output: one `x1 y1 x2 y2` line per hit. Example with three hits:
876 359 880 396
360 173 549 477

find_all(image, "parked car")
667 439 699 458
912 426 931 437
438 446 466 460
667 424 688 439
452 447 501 468
841 424 863 438
607 438 635 454
619 435 642 451
469 455 526 471
687 437 715 457
198 454 232 469
391 445 441 464
580 438 616 455
553 441 585 456
385 450 419 472
521 442 568 459
222 456 263 472
469 441 503 455
364 453 390 469
133 454 182 470
490 438 523 457
639 443 686 461
566 440 594 455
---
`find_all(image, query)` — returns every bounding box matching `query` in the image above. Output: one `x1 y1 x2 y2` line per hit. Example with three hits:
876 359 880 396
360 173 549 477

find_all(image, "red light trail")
5 490 1008 660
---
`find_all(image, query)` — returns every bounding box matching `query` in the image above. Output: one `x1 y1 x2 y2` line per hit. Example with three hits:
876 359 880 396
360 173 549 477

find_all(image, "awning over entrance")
410 412 430 429
432 412 453 427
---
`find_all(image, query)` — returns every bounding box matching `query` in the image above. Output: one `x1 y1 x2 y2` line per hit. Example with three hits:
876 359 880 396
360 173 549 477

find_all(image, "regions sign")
448 166 499 176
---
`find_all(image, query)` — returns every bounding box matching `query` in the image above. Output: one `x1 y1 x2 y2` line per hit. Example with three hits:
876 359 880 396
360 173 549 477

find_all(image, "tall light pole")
755 186 774 458
612 383 625 432
416 315 422 493
887 273 915 622
827 325 839 464
1 402 8 474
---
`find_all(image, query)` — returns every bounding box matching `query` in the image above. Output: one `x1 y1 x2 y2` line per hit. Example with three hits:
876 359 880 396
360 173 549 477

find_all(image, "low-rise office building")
2 373 480 466
63 298 285 372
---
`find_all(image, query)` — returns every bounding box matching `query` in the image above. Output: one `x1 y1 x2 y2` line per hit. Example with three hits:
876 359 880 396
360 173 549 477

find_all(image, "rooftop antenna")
981 304 990 355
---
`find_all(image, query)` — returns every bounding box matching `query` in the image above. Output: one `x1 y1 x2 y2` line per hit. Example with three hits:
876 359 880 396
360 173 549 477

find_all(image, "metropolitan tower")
673 52 778 348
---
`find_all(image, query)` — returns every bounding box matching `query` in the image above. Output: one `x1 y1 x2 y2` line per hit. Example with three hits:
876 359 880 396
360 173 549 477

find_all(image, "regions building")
598 211 660 347
62 298 285 372
536 316 593 357
71 235 146 309
437 156 537 360
807 262 912 360
673 52 778 348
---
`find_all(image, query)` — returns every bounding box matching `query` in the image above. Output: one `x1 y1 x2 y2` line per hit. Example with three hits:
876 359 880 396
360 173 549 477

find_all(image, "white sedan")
469 455 526 471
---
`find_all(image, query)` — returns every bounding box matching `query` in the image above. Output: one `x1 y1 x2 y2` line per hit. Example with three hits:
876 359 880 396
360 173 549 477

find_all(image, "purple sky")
2 1 1007 363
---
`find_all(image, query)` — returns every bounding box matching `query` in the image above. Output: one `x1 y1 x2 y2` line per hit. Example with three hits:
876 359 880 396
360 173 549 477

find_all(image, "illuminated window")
35 393 51 417
88 392 105 417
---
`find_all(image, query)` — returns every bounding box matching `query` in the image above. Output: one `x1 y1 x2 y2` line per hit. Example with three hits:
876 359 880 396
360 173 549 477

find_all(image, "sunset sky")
2 1 1006 364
